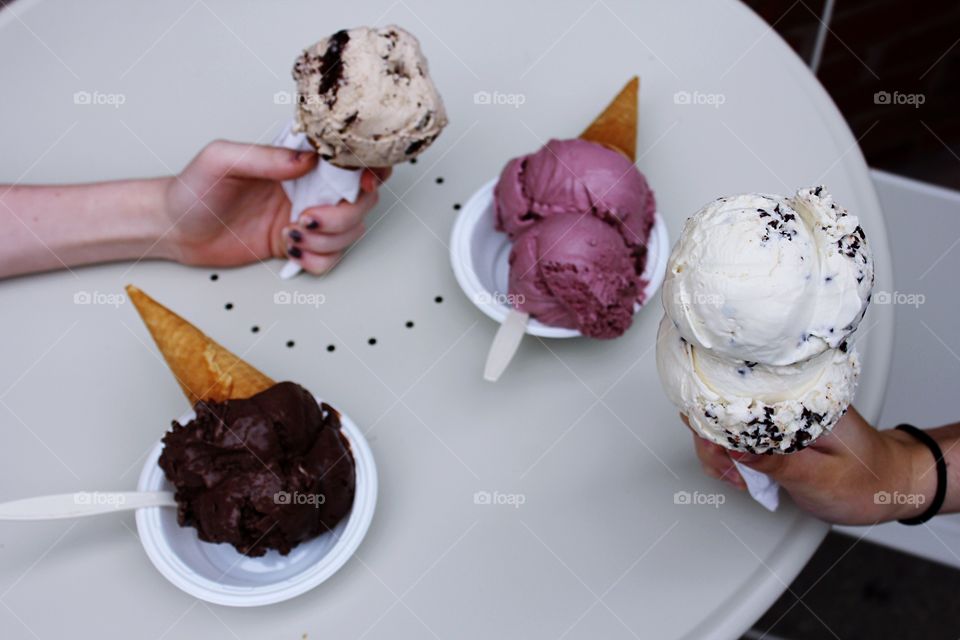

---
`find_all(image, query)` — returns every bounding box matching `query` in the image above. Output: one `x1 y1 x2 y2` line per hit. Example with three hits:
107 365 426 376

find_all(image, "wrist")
139 177 178 261
883 429 938 521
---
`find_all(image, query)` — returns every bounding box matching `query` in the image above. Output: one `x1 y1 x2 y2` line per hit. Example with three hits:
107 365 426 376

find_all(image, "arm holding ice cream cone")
688 409 960 525
0 139 388 279
1 25 453 280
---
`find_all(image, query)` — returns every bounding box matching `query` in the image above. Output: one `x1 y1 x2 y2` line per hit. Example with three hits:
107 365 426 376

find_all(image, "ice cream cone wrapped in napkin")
277 25 448 278
655 188 875 510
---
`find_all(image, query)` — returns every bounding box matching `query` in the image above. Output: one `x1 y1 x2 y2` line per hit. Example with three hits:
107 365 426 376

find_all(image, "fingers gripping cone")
579 76 639 162
125 285 275 405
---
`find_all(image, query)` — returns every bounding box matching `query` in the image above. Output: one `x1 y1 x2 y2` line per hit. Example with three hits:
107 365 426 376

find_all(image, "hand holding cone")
125 285 274 406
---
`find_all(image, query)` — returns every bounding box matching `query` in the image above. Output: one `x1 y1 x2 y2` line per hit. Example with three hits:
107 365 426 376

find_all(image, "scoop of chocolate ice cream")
158 381 356 557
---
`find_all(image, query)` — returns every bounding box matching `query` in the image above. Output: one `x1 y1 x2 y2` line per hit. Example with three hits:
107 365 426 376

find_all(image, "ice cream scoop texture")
657 317 860 453
495 138 655 248
159 382 356 556
292 25 447 167
508 213 643 339
657 186 873 453
494 138 656 338
662 187 873 365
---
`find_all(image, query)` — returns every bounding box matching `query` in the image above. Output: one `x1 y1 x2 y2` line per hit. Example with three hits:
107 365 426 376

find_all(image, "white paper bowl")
136 396 377 607
450 177 669 338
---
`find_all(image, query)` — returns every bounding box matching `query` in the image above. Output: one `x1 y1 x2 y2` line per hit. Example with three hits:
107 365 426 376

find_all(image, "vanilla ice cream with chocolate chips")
657 186 874 454
292 25 448 168
662 187 873 366
656 316 860 454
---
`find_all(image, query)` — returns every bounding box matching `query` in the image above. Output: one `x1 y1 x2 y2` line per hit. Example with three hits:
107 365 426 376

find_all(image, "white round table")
0 1 894 638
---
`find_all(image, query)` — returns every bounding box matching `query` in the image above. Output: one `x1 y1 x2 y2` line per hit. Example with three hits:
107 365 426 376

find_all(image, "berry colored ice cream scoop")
494 138 656 338
494 138 655 248
507 213 645 339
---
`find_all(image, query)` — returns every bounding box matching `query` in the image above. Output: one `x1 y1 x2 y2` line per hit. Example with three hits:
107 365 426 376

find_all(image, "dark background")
745 0 960 189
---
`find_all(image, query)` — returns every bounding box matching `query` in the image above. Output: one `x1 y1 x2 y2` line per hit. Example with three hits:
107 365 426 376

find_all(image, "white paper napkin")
272 121 362 279
734 461 780 511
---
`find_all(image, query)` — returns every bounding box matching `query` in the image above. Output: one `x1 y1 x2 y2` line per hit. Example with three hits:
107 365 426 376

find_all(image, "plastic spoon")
0 491 176 521
483 310 529 382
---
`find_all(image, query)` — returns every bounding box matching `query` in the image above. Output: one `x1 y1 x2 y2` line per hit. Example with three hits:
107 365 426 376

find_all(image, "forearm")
0 179 173 279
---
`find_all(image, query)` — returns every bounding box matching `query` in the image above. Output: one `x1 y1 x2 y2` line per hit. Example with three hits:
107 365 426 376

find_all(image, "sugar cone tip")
580 76 639 162
125 285 275 406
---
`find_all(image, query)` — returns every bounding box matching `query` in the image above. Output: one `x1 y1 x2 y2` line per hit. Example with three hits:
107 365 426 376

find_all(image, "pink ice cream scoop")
494 138 656 247
495 138 655 338
508 213 645 339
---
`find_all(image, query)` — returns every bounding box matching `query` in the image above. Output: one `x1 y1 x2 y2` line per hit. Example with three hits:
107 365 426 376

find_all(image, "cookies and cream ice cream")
656 186 873 453
662 187 873 366
292 25 447 167
494 138 656 338
159 382 356 557
657 317 859 454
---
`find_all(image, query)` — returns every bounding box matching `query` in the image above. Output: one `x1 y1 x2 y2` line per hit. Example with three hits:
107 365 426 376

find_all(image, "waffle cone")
126 285 275 406
579 76 639 162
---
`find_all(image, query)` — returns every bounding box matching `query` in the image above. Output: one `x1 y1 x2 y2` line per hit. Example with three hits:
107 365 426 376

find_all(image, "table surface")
0 0 894 638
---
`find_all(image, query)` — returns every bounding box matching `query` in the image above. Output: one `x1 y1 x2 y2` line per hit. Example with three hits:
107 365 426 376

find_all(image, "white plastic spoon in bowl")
483 310 529 382
0 491 176 521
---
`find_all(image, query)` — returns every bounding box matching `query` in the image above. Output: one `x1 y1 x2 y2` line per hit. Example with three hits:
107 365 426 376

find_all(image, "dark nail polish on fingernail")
305 218 319 230
288 246 302 258
289 229 303 242
292 150 306 162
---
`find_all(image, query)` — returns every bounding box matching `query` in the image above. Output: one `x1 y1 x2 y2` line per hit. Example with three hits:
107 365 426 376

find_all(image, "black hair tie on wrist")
895 424 947 525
